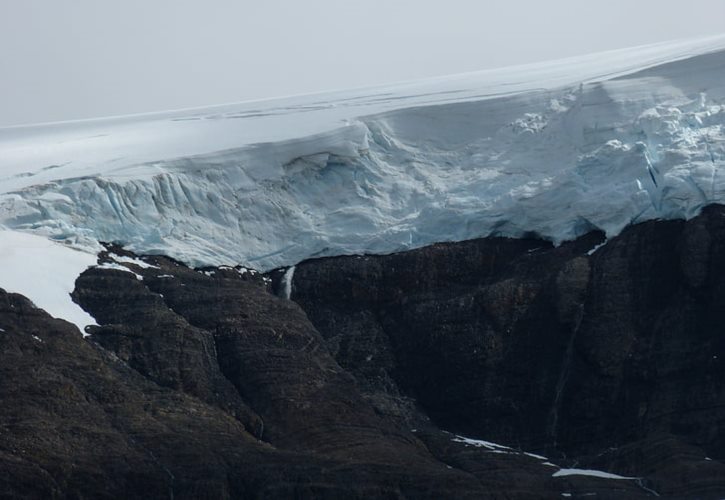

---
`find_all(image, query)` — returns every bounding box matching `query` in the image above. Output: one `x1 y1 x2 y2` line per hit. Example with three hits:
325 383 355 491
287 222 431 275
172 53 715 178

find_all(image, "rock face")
290 205 725 498
2 207 725 498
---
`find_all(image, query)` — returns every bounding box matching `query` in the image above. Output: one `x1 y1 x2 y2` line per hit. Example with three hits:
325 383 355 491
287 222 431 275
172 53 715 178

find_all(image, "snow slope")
0 230 97 331
2 35 725 273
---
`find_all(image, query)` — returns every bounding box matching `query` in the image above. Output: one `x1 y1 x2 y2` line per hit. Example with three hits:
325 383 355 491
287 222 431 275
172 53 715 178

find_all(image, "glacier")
2 35 725 273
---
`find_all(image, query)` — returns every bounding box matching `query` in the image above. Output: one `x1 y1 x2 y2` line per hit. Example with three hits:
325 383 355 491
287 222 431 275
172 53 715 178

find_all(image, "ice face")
1 35 725 271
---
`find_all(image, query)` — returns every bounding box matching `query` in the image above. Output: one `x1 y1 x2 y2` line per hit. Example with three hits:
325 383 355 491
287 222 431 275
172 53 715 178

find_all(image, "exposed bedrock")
288 204 725 497
3 207 725 497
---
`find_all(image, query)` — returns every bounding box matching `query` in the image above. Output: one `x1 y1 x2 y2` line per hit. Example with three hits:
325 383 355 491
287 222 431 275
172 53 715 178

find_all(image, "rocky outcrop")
289 205 725 498
0 250 577 499
3 207 725 498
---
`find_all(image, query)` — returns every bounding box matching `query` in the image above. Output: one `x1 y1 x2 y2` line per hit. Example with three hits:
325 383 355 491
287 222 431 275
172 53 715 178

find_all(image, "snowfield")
0 230 97 331
2 35 725 328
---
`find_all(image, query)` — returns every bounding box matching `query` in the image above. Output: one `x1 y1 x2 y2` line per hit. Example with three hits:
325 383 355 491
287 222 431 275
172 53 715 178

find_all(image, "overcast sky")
1 0 724 127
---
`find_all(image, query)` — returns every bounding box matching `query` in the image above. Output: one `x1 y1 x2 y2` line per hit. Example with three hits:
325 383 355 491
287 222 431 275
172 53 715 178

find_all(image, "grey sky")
1 0 724 127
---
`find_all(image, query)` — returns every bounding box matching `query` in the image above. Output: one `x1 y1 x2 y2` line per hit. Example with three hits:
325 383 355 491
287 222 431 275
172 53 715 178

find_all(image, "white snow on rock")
95 262 143 281
109 253 159 269
451 435 516 452
2 36 725 270
552 468 634 480
0 229 97 333
452 434 640 483
451 434 555 461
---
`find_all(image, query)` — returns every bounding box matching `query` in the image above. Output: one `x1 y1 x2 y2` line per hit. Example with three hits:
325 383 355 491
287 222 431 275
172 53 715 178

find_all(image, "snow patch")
451 434 550 462
96 262 143 281
110 254 159 269
587 241 608 256
451 435 513 451
0 229 97 334
552 468 635 480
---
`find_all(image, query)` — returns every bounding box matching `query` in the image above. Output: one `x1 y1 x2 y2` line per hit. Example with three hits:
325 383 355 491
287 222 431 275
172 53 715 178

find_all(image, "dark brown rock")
4 207 725 498
290 206 725 497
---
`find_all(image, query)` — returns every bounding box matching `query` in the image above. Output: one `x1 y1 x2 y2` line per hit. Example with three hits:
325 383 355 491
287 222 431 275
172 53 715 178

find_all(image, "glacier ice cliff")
1 36 725 270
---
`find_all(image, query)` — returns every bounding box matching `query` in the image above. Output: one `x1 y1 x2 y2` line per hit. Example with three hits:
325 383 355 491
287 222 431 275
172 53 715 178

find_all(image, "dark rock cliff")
2 206 725 498
289 205 725 498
